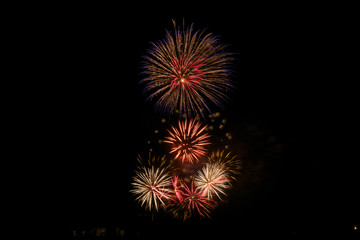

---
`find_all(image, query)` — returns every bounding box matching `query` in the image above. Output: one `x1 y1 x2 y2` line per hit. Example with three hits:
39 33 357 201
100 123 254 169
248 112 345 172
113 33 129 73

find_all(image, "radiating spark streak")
171 175 184 203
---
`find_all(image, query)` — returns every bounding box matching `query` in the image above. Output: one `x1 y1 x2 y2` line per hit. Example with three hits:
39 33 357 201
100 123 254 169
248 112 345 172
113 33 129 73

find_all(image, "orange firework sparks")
164 119 210 164
208 150 242 181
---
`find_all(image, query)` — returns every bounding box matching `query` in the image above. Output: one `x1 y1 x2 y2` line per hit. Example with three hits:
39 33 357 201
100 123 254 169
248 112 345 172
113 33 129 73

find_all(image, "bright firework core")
170 55 204 90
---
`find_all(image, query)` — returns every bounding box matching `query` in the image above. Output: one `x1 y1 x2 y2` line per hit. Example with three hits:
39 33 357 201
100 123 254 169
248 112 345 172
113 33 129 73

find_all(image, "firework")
164 119 210 164
131 155 174 211
171 175 184 203
208 150 242 180
141 20 234 118
171 181 215 220
195 163 230 200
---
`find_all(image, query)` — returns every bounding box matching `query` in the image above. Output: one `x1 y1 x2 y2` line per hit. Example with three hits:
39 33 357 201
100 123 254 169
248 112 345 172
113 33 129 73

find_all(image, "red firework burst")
169 55 205 91
164 119 210 164
172 181 216 220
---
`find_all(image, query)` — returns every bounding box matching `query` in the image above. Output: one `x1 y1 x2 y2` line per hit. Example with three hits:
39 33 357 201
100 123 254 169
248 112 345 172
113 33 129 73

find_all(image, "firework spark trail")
141 20 234 118
171 175 184 203
195 163 230 199
164 119 210 164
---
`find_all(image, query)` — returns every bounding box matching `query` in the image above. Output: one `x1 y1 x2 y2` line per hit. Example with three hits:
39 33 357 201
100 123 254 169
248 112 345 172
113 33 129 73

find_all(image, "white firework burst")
195 163 230 200
131 165 173 211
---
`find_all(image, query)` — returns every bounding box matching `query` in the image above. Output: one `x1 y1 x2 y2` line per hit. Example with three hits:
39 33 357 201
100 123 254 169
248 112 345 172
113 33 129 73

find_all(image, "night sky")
46 3 358 239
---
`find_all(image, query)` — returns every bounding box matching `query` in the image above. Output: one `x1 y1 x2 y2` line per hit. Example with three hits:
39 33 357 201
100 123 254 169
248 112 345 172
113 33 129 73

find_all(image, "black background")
39 2 358 239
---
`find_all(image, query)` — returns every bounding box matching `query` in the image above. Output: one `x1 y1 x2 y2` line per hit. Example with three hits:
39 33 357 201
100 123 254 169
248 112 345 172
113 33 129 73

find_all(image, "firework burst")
164 119 210 164
195 163 229 200
208 150 242 180
131 155 174 211
141 20 234 118
170 181 216 220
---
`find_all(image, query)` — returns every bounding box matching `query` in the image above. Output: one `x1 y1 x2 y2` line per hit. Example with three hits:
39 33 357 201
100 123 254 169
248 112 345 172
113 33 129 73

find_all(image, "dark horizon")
45 3 358 239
